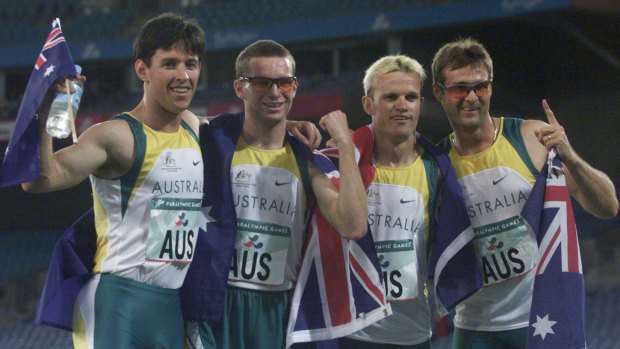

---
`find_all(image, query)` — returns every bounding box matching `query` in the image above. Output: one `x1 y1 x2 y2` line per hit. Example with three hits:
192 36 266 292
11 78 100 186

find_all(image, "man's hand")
286 120 322 149
319 111 353 149
534 99 576 162
39 72 87 123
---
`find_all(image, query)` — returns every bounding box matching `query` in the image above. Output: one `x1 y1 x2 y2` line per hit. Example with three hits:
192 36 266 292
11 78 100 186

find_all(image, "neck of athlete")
131 99 182 133
451 116 498 156
373 132 420 168
241 114 287 149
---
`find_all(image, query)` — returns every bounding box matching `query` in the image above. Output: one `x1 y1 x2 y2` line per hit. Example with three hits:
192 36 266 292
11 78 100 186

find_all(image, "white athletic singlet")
89 113 203 289
227 139 307 292
448 117 539 331
347 150 436 345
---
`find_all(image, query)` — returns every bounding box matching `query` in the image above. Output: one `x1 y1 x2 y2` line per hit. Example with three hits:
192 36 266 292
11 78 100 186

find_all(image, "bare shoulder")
81 119 133 145
181 110 201 135
82 119 136 176
520 119 548 171
521 119 548 134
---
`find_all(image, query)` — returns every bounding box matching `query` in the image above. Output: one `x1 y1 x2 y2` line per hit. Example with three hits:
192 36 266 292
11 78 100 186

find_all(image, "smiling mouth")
172 87 190 93
391 115 411 120
461 106 478 112
264 102 284 108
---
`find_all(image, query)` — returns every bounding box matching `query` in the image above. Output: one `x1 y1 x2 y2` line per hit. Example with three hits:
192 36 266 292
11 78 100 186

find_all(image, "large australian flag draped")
0 18 77 187
522 150 586 349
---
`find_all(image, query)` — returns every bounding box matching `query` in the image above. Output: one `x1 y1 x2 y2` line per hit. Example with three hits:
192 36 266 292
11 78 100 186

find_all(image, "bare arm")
523 100 618 219
309 111 367 240
22 111 134 193
181 109 202 135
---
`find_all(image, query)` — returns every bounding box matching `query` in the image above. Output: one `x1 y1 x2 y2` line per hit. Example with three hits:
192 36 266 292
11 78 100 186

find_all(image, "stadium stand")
0 1 619 348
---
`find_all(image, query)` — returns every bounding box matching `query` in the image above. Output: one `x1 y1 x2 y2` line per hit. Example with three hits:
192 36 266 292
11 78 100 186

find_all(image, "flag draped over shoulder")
181 114 390 348
522 150 586 349
0 18 76 187
286 126 390 347
413 130 481 314
296 124 478 345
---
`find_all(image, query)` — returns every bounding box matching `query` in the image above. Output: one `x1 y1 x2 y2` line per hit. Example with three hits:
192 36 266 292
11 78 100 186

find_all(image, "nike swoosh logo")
193 161 200 166
492 175 507 185
400 198 415 204
275 181 291 186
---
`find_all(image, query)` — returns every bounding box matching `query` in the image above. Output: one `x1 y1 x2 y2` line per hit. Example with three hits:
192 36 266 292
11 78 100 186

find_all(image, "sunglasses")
436 80 492 99
238 76 297 93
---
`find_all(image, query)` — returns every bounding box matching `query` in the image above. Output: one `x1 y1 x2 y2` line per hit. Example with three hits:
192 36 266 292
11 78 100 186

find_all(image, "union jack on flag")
286 134 391 347
0 18 76 187
35 19 68 70
286 209 390 347
522 150 587 349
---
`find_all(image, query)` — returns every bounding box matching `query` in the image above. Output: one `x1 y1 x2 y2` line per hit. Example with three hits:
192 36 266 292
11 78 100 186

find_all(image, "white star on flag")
203 206 216 223
532 313 557 340
44 64 56 77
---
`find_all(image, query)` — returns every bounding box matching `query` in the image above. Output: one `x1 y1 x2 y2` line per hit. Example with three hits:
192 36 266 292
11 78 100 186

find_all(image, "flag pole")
64 78 77 143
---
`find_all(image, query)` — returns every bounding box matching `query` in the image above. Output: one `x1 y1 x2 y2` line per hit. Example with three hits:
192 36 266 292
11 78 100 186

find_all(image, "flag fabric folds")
523 150 586 349
313 125 478 334
417 131 481 315
0 18 76 187
35 209 96 330
285 128 391 346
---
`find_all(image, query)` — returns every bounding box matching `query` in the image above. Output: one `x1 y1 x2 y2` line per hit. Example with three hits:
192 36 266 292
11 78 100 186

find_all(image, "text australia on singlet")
228 164 303 287
147 150 203 264
458 167 537 287
367 183 424 301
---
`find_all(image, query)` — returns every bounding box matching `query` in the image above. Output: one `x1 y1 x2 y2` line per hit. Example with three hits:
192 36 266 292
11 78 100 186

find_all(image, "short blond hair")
363 55 426 97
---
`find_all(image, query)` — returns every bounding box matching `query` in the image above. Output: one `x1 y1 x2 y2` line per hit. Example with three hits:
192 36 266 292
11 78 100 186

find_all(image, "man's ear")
234 79 245 99
361 95 374 117
135 59 149 83
432 84 442 101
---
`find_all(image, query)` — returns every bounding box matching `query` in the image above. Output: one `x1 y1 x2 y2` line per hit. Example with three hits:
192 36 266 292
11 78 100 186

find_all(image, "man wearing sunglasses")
185 39 368 349
432 38 618 349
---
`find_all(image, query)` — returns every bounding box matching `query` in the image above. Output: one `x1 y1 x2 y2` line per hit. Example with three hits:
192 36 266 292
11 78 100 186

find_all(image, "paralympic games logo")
243 234 263 249
486 236 504 251
175 212 188 227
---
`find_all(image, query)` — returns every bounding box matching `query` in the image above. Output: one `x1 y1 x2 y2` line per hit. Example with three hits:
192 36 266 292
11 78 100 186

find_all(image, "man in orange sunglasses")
432 37 617 349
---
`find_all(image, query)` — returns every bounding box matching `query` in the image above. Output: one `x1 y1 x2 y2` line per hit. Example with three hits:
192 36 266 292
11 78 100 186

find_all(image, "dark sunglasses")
238 76 297 93
436 80 492 99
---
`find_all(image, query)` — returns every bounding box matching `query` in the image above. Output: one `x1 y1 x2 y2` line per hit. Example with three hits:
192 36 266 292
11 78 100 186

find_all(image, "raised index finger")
542 99 558 125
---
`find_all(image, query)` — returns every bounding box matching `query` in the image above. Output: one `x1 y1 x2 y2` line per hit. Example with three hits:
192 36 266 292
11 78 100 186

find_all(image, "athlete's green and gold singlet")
347 148 438 345
73 113 202 349
227 138 307 292
445 117 539 331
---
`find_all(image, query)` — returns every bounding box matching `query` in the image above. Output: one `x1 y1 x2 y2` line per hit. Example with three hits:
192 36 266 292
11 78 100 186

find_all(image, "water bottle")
46 65 83 139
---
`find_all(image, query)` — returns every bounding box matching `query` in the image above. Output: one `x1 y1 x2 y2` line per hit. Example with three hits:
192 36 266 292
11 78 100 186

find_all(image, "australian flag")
0 18 76 187
522 150 586 349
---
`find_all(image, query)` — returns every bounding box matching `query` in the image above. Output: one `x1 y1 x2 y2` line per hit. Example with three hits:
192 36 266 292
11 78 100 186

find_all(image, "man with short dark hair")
24 13 206 348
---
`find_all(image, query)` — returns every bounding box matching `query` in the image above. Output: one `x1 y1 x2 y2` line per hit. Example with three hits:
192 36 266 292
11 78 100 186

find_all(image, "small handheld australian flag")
0 18 76 187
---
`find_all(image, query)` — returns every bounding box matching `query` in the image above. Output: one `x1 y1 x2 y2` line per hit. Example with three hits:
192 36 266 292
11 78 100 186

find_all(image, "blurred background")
0 0 619 348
